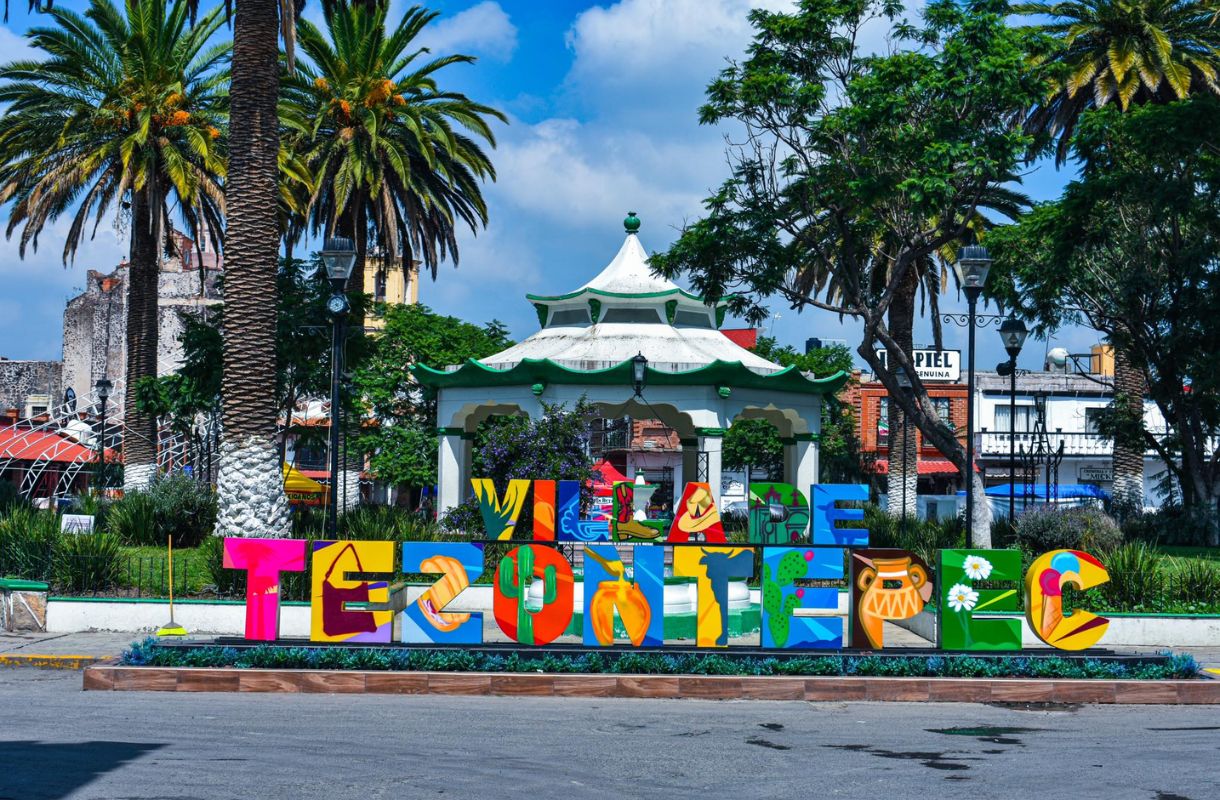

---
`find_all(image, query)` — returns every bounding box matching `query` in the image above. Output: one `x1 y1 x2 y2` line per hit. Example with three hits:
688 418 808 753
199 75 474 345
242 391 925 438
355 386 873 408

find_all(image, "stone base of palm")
337 470 363 513
214 437 291 538
123 463 157 494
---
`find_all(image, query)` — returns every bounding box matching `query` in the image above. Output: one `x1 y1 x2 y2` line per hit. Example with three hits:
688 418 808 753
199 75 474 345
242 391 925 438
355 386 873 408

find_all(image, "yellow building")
364 256 420 330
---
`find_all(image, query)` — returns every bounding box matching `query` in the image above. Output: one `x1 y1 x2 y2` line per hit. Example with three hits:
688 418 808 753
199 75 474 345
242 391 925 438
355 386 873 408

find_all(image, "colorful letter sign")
762 547 844 648
401 542 484 644
1025 549 1111 650
850 549 932 649
493 545 575 645
223 538 305 641
311 540 395 644
582 545 664 647
938 549 1023 651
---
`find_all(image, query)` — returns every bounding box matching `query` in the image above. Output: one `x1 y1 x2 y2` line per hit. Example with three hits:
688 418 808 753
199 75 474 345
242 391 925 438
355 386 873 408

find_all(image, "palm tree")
288 1 504 290
1018 0 1220 160
214 0 295 537
282 1 504 511
0 0 227 490
1016 0 1220 509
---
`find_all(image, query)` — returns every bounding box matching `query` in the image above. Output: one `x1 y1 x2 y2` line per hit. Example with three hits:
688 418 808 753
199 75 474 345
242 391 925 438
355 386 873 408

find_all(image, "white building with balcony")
975 371 1171 510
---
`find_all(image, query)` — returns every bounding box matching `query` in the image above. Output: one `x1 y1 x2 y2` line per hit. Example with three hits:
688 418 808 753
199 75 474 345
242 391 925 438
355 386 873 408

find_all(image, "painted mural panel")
401 542 485 644
748 482 811 544
611 481 667 542
938 549 1023 651
850 549 932 649
668 482 725 543
310 540 394 643
761 546 844 648
672 546 755 647
811 484 869 546
493 544 575 645
532 480 557 541
472 478 531 539
556 479 610 542
1025 549 1110 650
582 544 664 647
223 538 306 641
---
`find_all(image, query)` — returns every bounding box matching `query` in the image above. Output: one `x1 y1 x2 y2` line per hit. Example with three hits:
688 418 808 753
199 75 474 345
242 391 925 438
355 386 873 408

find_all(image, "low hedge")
120 639 1200 680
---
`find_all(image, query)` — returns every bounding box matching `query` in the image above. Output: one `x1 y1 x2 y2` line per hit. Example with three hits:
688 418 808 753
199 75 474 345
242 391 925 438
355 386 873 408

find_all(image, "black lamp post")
94 378 112 491
953 245 992 544
894 364 913 522
632 352 648 397
320 236 357 537
998 316 1029 520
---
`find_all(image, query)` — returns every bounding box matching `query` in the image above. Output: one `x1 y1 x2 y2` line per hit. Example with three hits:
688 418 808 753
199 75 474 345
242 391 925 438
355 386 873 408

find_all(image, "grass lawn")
1156 546 1220 562
116 546 208 595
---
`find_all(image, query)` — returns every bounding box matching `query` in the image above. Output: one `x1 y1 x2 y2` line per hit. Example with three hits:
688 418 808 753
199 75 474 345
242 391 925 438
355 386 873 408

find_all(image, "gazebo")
412 213 848 515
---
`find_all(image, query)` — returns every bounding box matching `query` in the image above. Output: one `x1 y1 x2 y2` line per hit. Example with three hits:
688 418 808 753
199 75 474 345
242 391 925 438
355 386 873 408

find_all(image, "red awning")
0 425 115 464
871 457 976 475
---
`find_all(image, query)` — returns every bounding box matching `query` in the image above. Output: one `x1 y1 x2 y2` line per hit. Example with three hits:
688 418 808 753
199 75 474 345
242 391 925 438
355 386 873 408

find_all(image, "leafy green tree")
1016 0 1220 507
652 0 1046 544
0 0 227 488
355 303 511 493
723 338 861 484
989 100 1220 542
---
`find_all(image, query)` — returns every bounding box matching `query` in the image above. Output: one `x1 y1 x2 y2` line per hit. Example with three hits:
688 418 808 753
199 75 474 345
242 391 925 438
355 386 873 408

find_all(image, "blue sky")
0 0 1099 371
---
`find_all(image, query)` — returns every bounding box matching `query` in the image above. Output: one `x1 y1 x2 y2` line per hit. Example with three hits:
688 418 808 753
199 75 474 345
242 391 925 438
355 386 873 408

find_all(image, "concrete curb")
1 653 102 670
81 663 1220 704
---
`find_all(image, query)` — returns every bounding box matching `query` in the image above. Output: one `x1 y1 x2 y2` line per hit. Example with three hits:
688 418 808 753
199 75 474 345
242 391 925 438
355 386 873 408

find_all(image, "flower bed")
121 638 1201 680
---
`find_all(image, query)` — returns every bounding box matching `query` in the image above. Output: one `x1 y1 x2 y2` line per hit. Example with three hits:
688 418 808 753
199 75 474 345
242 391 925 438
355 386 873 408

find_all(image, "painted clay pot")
856 556 928 648
589 579 651 646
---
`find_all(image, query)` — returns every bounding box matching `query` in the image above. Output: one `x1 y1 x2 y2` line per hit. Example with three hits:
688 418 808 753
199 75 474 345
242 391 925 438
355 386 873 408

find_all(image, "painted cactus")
762 549 809 647
497 546 557 646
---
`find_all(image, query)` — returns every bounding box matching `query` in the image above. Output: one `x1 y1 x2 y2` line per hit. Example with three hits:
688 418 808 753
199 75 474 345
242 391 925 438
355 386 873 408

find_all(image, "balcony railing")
978 430 1173 457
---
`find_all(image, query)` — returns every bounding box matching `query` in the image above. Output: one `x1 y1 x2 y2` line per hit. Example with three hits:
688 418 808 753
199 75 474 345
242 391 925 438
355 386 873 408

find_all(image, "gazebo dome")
413 213 846 516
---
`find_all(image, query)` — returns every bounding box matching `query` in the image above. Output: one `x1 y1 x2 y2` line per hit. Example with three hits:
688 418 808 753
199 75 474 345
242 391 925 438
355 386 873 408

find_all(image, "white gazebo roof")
413 213 846 397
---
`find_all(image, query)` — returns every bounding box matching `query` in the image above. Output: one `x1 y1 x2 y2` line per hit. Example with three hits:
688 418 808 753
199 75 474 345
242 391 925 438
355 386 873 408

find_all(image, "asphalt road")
0 668 1217 800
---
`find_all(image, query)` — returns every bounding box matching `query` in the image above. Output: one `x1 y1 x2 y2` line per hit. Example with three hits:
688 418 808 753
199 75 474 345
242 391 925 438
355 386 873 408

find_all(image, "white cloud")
0 24 35 65
565 0 792 98
419 1 518 63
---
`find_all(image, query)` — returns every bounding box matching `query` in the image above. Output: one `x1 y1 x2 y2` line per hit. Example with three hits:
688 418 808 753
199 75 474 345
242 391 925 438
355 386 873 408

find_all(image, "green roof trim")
525 286 725 304
532 303 548 327
411 357 848 396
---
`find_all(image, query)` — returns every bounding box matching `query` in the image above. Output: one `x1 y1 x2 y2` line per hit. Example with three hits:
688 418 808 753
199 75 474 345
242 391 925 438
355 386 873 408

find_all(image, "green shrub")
105 490 159 547
107 474 216 548
338 504 448 541
198 535 244 597
0 481 28 515
1098 542 1165 611
1123 505 1218 547
1165 558 1220 606
1015 505 1123 555
53 532 122 593
863 504 965 567
439 497 483 535
0 506 61 579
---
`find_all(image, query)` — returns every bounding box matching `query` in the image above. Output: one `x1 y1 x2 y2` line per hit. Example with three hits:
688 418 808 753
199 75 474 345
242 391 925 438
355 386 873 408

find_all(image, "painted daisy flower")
962 555 993 581
947 583 979 613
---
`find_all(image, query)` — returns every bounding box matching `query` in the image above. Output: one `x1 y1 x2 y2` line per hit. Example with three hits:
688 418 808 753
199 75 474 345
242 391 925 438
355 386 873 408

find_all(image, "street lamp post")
320 236 357 537
998 316 1029 521
631 352 648 397
94 378 112 492
953 246 993 545
894 364 913 522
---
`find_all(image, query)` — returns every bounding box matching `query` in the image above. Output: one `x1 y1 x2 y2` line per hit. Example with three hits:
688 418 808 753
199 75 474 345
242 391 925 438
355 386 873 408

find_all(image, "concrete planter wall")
896 608 1220 648
1 579 48 632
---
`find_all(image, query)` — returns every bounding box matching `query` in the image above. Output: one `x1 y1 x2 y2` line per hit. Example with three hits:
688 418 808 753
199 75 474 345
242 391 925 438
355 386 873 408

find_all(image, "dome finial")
624 211 640 234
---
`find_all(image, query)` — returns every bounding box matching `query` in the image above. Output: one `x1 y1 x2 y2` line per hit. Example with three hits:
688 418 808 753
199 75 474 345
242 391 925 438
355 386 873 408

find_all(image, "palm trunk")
1111 343 1145 512
215 0 291 538
886 269 918 520
122 187 161 491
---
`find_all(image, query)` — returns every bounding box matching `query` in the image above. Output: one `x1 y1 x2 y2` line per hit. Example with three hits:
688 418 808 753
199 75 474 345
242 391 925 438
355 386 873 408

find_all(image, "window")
877 398 889 446
994 404 1033 433
600 308 661 324
932 397 953 428
374 269 387 302
548 308 591 326
673 309 713 328
1085 407 1105 434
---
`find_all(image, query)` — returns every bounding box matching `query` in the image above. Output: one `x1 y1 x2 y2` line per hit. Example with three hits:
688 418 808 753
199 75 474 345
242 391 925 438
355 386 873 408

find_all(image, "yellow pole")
157 533 187 636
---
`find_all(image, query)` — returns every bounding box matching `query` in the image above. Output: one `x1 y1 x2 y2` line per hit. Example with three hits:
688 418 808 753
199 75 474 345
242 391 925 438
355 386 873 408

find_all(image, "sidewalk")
3 629 1218 675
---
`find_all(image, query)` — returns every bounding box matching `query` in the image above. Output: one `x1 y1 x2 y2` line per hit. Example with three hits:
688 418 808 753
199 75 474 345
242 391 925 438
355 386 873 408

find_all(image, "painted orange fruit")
417 555 472 632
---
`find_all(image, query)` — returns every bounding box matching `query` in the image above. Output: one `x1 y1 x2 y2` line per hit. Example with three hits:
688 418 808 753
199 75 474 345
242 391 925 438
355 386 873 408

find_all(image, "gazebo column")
695 427 726 505
783 432 819 492
436 427 468 516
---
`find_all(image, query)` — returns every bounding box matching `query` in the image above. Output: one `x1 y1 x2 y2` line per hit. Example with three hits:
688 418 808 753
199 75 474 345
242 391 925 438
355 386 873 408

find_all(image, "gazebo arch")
413 213 847 514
